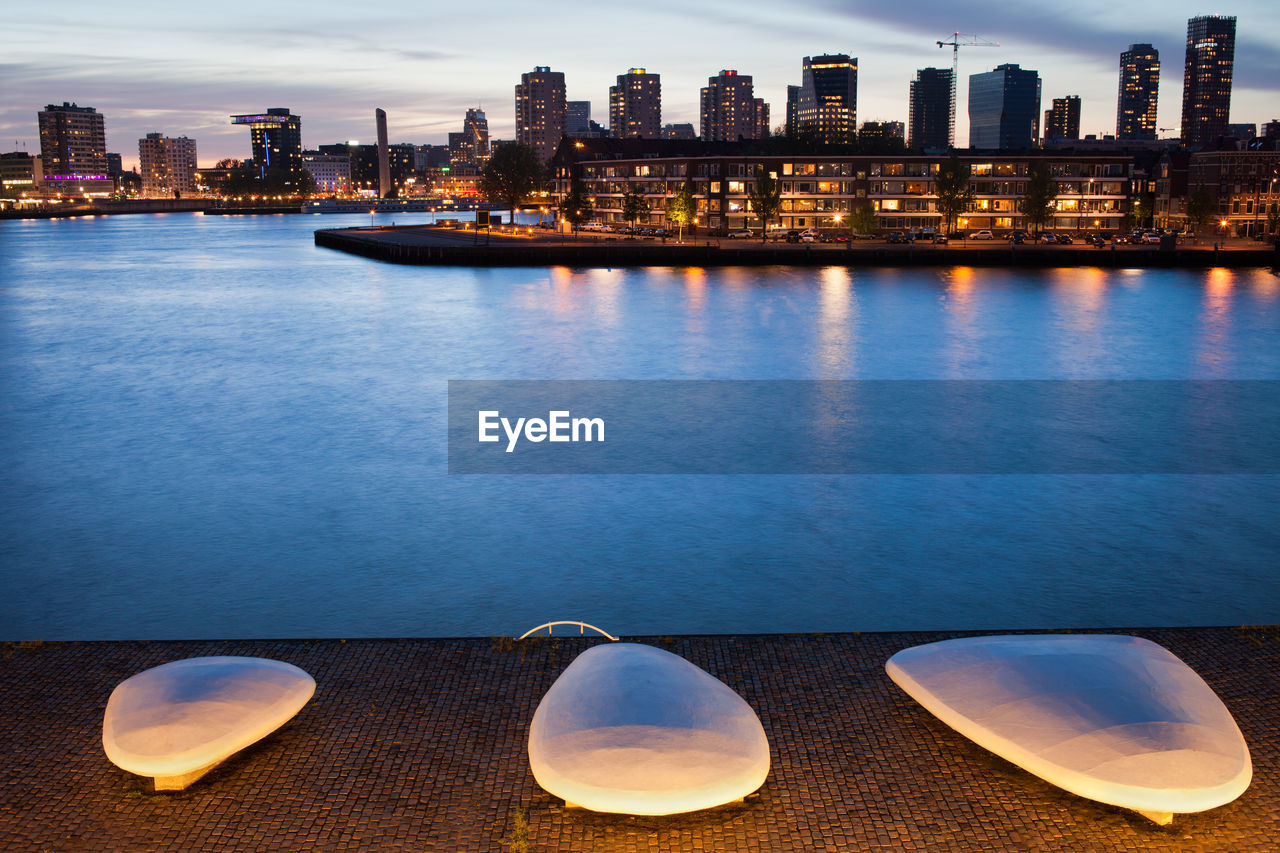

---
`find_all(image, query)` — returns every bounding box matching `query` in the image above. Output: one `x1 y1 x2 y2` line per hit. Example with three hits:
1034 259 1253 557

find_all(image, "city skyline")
6 0 1280 165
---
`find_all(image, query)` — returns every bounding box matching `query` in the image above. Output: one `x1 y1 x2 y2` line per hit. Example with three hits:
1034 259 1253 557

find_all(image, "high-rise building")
1117 44 1160 140
450 108 490 168
796 54 858 145
754 98 771 139
785 85 800 138
138 133 197 197
1045 96 1081 142
566 101 592 135
464 108 489 160
38 102 110 193
968 64 1041 150
662 123 696 140
609 68 661 138
1181 15 1236 147
515 66 566 162
700 70 760 141
909 67 953 150
230 108 302 177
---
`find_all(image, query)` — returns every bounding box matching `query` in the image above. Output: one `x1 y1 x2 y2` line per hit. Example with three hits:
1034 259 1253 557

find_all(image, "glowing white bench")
103 656 316 790
886 634 1251 824
528 643 770 815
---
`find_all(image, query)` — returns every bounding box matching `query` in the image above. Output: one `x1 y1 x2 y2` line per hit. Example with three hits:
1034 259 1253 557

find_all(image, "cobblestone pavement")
2 628 1276 852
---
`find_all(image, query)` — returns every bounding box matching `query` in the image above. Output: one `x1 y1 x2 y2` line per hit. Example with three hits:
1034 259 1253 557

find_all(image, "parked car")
726 229 753 239
932 233 949 244
1040 233 1058 244
1056 234 1074 245
1007 231 1027 244
970 229 994 240
784 230 802 243
885 231 908 244
1143 231 1162 244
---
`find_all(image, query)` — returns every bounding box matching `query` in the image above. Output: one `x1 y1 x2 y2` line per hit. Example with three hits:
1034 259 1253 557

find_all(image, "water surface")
2 213 1278 639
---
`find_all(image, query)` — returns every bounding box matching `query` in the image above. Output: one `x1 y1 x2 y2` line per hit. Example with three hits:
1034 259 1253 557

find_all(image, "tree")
557 176 593 234
1019 161 1058 235
1131 196 1152 229
934 154 974 234
666 179 697 242
480 143 544 221
621 184 650 228
1267 202 1280 237
1185 186 1216 243
849 202 878 237
745 166 782 242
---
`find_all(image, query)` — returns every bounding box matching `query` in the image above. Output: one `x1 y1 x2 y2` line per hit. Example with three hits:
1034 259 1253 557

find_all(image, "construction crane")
936 33 999 147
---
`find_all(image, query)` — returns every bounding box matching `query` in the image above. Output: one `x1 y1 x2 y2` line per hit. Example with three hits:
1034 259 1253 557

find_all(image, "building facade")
700 70 759 142
552 146 1132 235
663 123 696 140
1 152 40 201
1181 15 1236 148
1045 96 1081 143
301 152 351 193
796 54 858 145
566 101 592 135
1117 44 1159 140
609 68 661 139
38 102 111 194
860 121 904 141
969 64 1041 150
138 133 198 197
516 66 567 162
1186 150 1280 237
231 108 302 176
909 67 953 151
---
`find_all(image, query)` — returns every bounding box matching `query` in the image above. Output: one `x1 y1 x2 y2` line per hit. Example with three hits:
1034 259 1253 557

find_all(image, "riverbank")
0 199 216 219
2 627 1276 851
316 224 1280 268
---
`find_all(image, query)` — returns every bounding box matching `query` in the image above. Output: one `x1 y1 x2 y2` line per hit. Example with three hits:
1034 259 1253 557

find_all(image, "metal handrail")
517 621 620 641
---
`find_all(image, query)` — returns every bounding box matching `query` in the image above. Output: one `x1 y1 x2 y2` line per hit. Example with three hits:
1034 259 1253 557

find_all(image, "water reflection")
1195 268 1236 376
940 267 978 377
816 266 856 376
1049 267 1109 374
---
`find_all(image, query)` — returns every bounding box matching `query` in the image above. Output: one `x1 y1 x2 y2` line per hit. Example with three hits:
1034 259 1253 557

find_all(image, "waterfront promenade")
2 627 1276 851
316 223 1280 268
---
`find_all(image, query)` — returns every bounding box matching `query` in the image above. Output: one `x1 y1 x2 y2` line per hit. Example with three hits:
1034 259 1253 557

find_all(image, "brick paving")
1 627 1277 852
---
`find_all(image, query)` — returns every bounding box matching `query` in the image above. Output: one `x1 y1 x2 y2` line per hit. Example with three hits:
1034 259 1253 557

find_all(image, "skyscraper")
230 108 302 177
968 64 1041 150
785 85 800 138
515 66 566 162
38 102 110 192
796 54 858 145
1117 44 1160 140
1045 96 1081 142
138 133 197 197
700 70 759 141
754 99 771 139
1181 15 1236 147
609 68 661 138
909 67 953 150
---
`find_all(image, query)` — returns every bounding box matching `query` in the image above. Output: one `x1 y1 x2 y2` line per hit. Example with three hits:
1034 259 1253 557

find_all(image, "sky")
6 0 1279 167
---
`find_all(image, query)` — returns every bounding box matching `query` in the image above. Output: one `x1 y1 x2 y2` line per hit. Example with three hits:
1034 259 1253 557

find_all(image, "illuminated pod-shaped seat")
103 656 316 790
529 643 770 814
886 635 1251 825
